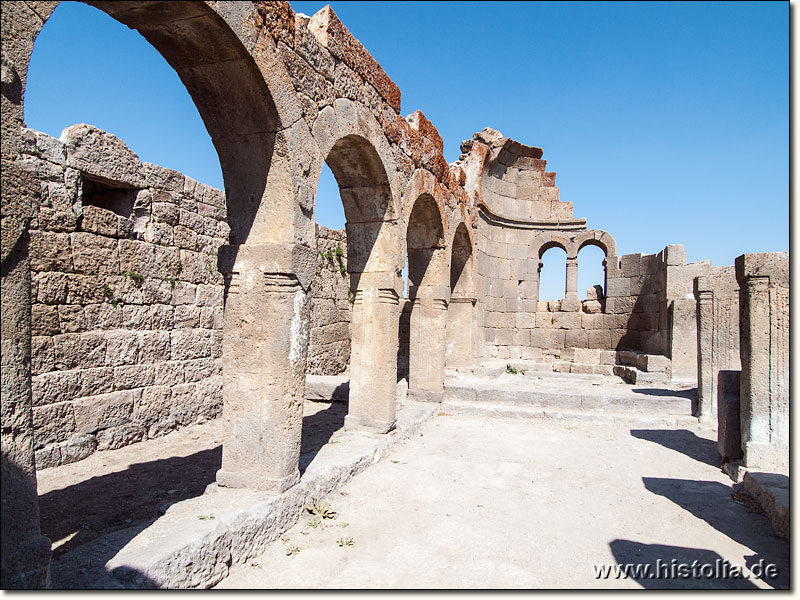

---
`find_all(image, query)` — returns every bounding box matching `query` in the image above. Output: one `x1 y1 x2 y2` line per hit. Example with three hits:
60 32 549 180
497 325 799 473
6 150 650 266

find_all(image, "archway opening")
578 244 607 302
538 246 567 305
312 133 399 434
404 195 447 395
20 0 284 567
446 223 475 368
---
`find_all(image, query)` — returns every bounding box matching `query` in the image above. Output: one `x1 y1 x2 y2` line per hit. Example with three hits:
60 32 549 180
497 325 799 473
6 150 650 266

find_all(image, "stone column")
693 283 715 423
1 161 52 589
408 286 449 401
215 244 314 494
445 297 476 369
736 252 789 471
345 272 400 433
738 274 772 467
561 256 581 311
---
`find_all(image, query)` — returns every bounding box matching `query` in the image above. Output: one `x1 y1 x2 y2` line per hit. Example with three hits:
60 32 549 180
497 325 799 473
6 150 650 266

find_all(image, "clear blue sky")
25 1 788 300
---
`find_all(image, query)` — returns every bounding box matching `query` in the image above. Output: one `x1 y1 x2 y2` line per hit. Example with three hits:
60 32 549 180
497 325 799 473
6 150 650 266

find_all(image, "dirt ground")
37 400 788 589
36 401 347 563
214 414 788 590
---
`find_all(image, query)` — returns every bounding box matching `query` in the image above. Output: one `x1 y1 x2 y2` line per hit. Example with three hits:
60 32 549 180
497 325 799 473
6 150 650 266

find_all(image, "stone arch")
308 103 402 434
405 192 448 399
406 194 447 288
537 236 570 259
1 2 313 582
445 222 477 368
575 230 617 259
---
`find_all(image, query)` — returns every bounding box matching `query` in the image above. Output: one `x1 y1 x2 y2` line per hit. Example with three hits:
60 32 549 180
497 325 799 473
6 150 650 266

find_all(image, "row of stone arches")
2 2 479 585
532 230 618 311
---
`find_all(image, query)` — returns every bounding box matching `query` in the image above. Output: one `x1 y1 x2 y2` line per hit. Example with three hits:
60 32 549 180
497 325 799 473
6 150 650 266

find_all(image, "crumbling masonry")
1 1 788 588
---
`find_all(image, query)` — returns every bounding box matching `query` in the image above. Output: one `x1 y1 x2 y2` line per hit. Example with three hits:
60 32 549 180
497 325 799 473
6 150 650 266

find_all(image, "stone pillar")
408 286 449 401
735 252 789 471
215 244 314 494
345 273 400 433
561 256 581 312
446 297 476 369
693 284 715 423
1 160 52 589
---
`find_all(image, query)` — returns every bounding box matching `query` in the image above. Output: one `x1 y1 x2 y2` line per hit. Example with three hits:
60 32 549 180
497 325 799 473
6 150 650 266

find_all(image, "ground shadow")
630 429 720 467
608 539 760 589
299 402 348 473
39 446 222 562
642 477 789 589
632 387 697 400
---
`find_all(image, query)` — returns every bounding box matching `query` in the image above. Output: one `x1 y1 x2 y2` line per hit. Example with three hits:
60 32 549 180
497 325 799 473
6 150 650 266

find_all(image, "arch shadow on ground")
629 429 720 467
641 477 789 589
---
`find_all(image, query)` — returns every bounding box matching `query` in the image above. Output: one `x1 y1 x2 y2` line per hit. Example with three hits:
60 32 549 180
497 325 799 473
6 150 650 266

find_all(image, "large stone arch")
308 100 403 433
1 1 310 586
446 221 477 368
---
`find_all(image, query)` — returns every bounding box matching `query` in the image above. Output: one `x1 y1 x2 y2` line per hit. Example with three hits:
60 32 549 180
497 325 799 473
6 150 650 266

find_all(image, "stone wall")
693 267 740 423
307 226 351 375
22 125 227 469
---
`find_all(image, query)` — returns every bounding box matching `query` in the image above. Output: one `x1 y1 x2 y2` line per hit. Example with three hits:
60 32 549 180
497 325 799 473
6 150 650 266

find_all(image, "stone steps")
439 398 699 428
443 383 693 416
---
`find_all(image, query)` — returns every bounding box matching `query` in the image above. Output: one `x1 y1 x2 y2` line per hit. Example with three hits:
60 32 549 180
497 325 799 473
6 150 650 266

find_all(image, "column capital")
218 243 317 291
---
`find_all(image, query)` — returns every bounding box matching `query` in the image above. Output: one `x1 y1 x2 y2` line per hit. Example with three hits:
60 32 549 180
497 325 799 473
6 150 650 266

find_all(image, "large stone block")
170 328 213 361
29 230 72 272
138 331 172 363
79 367 115 397
81 205 118 236
114 364 156 390
31 304 60 336
32 402 76 448
73 390 134 434
105 330 140 366
53 332 107 370
61 123 146 187
96 424 146 451
70 232 119 275
32 370 82 407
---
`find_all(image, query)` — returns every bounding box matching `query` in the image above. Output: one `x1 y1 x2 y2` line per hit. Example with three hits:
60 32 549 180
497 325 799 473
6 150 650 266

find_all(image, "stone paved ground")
215 414 788 590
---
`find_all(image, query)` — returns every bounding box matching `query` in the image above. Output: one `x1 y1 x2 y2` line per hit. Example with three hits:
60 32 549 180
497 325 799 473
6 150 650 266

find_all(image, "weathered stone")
96 423 146 451
72 390 134 433
61 124 146 188
70 232 119 275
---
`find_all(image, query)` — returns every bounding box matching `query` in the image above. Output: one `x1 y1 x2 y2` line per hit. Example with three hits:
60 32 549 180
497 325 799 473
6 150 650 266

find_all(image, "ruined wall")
22 125 227 469
307 226 351 375
693 267 740 423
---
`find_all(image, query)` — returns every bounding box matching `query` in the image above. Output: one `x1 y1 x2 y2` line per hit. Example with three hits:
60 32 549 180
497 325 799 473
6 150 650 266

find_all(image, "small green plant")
305 498 337 520
337 537 355 547
197 514 215 520
307 515 322 529
347 289 355 304
339 265 346 275
31 144 42 158
176 261 183 275
103 283 119 306
335 244 344 258
323 249 333 262
506 364 518 375
127 271 145 287
285 545 300 556
166 277 176 289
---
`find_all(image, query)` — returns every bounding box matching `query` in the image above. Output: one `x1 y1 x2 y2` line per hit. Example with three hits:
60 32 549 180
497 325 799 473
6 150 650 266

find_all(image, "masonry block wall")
21 125 228 469
693 267 740 423
307 226 351 375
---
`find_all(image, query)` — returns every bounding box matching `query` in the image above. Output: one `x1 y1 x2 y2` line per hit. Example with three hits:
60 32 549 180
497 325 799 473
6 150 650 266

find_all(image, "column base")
344 414 395 434
743 441 788 471
407 389 444 403
560 296 582 312
215 468 300 495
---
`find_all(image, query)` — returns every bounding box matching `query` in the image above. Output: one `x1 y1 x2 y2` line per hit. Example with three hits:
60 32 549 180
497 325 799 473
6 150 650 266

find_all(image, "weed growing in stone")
506 364 518 375
337 537 355 547
306 498 337 520
197 514 215 520
127 271 145 287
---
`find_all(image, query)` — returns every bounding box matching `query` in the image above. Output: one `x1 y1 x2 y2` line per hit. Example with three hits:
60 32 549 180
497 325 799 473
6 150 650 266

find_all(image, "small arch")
538 246 568 302
406 194 446 288
577 245 607 300
450 222 475 297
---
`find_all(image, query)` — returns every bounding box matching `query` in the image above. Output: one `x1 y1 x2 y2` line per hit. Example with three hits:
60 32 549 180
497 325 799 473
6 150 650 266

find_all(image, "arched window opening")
577 245 607 301
538 246 567 303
